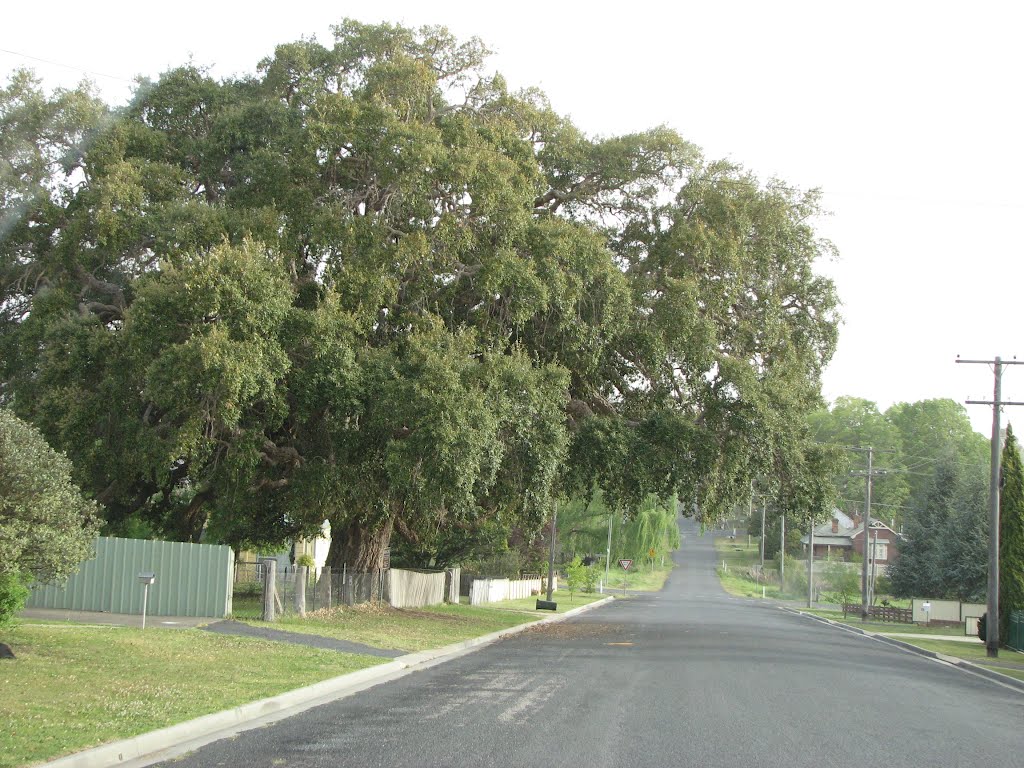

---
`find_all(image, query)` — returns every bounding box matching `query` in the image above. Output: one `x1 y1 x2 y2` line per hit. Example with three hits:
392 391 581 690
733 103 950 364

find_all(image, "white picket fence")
469 576 555 605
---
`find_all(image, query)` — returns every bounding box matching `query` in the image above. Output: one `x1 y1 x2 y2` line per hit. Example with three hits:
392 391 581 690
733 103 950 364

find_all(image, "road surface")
153 519 1024 767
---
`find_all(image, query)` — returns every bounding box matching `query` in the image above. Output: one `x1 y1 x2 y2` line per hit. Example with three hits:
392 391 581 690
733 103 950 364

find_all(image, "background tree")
1000 424 1024 641
886 399 988 519
806 397 908 523
0 409 101 624
888 456 987 601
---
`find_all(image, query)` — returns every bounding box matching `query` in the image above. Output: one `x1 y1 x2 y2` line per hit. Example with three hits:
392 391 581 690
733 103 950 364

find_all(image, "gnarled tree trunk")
326 515 394 572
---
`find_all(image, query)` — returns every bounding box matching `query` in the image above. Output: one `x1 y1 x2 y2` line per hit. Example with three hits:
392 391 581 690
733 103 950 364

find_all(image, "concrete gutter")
784 607 1024 694
40 596 615 768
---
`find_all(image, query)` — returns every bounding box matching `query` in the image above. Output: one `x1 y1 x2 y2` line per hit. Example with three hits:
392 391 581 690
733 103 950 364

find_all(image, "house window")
870 541 888 562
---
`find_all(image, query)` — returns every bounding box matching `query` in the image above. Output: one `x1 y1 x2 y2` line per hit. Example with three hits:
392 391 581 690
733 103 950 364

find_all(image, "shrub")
0 572 31 626
565 556 588 601
874 574 893 596
467 550 523 579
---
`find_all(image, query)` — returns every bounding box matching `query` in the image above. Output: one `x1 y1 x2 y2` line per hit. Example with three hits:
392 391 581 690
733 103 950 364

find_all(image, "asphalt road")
154 519 1024 768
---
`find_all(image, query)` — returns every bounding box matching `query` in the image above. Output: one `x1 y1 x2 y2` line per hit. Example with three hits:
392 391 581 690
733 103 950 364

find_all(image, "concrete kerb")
782 607 1024 694
40 596 616 768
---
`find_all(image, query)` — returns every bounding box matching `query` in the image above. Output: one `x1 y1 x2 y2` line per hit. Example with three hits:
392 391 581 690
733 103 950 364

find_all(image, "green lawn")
713 537 781 599
485 590 608 613
0 592 613 767
0 623 383 768
251 603 539 651
609 563 674 592
243 592 606 651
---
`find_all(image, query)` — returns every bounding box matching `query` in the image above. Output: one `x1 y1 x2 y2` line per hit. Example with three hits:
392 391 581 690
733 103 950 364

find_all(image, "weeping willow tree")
620 497 680 568
556 491 680 567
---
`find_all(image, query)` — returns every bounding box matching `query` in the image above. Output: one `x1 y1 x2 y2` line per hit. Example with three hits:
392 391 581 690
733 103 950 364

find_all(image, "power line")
837 498 915 512
0 47 135 84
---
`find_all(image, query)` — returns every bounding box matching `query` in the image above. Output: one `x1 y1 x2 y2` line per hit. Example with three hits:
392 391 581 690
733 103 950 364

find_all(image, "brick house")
801 510 901 570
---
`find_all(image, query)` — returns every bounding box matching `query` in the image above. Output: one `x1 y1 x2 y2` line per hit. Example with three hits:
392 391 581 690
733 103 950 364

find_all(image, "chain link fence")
252 562 454 620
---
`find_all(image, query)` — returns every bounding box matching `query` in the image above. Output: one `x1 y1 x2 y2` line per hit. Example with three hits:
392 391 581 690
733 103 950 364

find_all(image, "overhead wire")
0 47 135 84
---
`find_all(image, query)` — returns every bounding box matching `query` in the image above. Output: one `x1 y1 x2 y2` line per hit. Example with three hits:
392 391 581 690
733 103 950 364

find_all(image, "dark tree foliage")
889 457 987 601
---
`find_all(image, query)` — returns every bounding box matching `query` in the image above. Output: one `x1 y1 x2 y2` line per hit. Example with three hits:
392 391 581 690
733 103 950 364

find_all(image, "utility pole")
546 502 557 602
604 513 613 591
958 355 1024 658
747 486 754 548
848 446 895 620
760 498 767 568
779 514 786 583
807 516 814 608
861 446 872 618
870 530 879 607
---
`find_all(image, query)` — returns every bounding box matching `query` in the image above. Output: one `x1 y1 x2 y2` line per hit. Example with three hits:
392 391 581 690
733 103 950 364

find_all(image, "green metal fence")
25 536 234 618
1010 610 1024 652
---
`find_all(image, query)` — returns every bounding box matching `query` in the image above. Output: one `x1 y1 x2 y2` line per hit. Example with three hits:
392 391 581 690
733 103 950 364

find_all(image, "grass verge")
713 537 781 599
609 564 674 592
0 623 383 768
242 591 607 650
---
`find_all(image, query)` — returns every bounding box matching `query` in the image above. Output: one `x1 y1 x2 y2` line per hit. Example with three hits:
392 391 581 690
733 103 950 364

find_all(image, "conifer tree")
999 424 1024 642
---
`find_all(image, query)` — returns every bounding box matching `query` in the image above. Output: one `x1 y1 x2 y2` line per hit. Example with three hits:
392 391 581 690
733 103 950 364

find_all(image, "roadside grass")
234 585 613 622
715 536 760 566
489 590 607 613
717 568 781 599
609 563 674 592
713 537 781 599
0 623 383 768
241 599 563 651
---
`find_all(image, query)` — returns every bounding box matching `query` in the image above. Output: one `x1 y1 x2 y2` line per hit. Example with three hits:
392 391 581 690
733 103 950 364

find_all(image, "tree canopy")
0 21 840 568
807 397 987 530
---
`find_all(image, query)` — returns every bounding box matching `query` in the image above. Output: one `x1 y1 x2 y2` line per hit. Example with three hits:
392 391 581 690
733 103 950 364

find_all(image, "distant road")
153 518 1024 767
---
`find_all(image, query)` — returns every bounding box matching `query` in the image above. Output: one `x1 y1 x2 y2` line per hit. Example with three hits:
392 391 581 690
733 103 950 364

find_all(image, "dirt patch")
525 622 623 640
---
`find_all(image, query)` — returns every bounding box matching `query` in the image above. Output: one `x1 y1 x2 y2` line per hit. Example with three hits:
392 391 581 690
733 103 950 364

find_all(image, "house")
800 510 901 571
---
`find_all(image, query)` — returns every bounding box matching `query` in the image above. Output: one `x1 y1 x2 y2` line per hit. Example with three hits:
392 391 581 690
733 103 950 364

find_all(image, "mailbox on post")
138 572 156 629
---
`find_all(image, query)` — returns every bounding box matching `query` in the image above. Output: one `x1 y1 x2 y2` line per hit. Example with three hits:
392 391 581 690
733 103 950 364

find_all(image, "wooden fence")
842 604 913 623
469 576 548 605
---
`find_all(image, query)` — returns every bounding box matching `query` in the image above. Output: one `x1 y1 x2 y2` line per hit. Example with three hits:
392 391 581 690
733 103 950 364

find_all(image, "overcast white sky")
4 0 1022 436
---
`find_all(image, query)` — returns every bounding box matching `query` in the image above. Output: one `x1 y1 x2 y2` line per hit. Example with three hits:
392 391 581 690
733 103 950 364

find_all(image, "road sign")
618 559 633 571
648 548 656 558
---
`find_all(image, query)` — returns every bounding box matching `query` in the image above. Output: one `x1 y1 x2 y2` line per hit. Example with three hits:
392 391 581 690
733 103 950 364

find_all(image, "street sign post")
618 559 631 594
